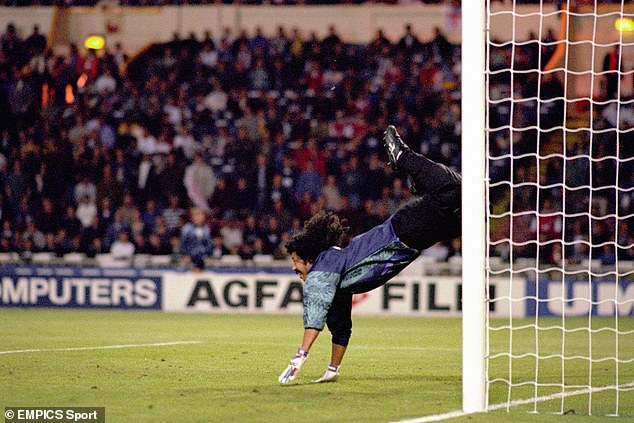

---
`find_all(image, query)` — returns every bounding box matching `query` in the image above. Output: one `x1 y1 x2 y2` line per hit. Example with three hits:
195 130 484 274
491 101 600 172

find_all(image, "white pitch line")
231 340 457 353
391 381 634 423
0 341 201 355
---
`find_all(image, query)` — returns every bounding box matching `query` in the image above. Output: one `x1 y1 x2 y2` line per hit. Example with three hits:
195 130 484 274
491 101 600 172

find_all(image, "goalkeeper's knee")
331 333 350 347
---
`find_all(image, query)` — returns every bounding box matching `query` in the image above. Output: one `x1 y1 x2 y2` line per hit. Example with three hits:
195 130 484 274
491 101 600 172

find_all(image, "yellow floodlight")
615 18 634 33
84 35 105 50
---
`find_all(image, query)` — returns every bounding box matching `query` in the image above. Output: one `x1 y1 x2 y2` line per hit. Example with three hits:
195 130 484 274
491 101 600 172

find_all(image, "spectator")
210 234 228 260
76 195 97 228
24 25 46 56
322 174 342 212
35 198 61 236
363 153 386 200
110 231 135 260
248 57 270 90
603 44 620 100
339 155 364 209
94 66 117 95
130 209 145 239
104 210 127 248
184 152 216 212
180 207 212 270
173 127 196 160
204 78 228 113
142 199 161 233
22 221 45 251
230 177 255 217
96 165 124 206
73 175 97 205
86 237 107 258
41 232 57 254
147 233 170 255
269 198 293 232
397 23 421 56
9 70 37 125
60 206 81 238
111 149 134 192
220 218 243 255
118 194 138 228
5 161 29 207
162 194 185 234
98 197 115 236
268 173 295 211
135 126 158 155
158 152 186 199
199 41 218 69
206 176 229 219
136 154 158 204
261 215 283 255
294 159 322 201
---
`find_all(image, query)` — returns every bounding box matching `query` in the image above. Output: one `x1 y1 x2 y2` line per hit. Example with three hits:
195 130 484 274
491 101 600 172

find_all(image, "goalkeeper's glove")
313 364 340 383
278 348 309 384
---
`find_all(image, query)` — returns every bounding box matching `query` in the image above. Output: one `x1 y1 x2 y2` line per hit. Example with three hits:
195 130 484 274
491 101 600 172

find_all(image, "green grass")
0 309 632 422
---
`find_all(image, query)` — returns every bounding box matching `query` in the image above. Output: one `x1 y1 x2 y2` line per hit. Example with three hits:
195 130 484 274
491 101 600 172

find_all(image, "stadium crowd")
0 22 463 266
0 20 632 268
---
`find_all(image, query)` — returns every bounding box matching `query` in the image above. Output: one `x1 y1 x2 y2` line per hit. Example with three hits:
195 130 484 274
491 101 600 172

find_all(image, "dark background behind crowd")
0 16 632 268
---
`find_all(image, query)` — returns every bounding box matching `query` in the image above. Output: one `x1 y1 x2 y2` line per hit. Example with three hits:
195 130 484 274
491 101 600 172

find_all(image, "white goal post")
462 0 634 416
461 0 487 414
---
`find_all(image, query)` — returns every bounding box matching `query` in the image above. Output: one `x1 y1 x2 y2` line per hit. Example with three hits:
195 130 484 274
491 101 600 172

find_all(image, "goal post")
461 0 634 417
461 0 487 413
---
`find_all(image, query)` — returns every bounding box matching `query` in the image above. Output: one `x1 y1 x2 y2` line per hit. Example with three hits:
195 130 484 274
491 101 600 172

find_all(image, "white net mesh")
485 0 634 416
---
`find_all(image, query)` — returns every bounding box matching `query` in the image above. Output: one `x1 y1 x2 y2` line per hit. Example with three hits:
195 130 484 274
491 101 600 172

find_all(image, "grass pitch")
1 309 633 422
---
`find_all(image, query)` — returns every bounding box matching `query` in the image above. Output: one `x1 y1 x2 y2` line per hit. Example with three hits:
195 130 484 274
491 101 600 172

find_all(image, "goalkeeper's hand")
278 348 309 384
313 364 340 383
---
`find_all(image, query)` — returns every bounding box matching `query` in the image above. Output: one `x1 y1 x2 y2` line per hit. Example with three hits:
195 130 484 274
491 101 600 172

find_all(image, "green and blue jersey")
303 217 420 331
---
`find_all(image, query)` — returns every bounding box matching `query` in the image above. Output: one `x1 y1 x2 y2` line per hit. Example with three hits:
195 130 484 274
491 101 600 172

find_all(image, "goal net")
481 0 634 416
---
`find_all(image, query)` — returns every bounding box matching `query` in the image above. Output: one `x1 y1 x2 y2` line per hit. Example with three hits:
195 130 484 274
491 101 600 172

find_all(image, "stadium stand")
0 19 631 268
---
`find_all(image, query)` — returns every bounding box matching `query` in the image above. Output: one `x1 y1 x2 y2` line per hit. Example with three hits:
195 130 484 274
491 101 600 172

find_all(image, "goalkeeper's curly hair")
286 211 349 263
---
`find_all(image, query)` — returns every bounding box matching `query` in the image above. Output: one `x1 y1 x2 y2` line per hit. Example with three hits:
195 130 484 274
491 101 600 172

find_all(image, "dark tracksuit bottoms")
391 150 462 251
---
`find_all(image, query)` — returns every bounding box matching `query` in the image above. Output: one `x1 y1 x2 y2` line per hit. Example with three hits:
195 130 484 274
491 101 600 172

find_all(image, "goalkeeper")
279 125 462 384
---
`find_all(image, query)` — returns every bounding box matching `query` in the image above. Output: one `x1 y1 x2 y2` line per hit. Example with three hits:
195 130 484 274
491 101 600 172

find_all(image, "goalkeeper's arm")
278 329 320 384
279 270 338 384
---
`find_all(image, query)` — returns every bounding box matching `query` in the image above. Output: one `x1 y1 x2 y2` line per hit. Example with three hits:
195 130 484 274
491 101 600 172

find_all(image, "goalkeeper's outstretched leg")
384 125 462 250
